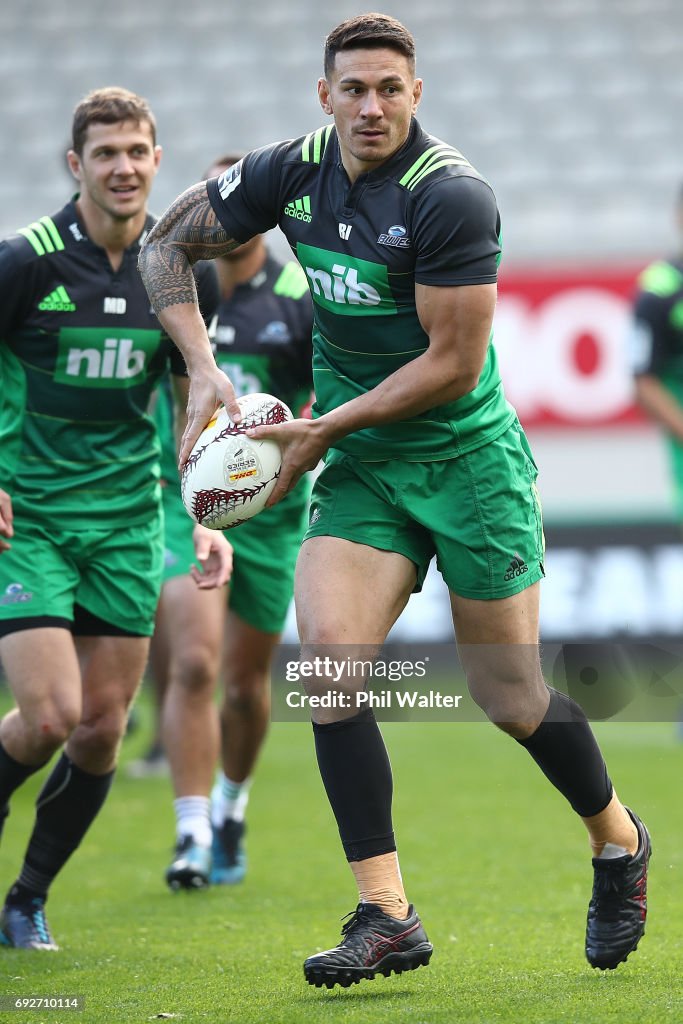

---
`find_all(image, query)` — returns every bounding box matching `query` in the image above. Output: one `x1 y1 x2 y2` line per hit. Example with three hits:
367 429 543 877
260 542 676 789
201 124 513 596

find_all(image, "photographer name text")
285 690 463 709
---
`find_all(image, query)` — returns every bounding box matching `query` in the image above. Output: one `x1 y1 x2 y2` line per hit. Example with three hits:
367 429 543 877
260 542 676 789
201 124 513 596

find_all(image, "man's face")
318 47 422 178
68 119 161 221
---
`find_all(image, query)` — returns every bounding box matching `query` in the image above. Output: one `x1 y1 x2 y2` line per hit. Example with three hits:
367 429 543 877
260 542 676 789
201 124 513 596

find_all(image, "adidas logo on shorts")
504 554 528 581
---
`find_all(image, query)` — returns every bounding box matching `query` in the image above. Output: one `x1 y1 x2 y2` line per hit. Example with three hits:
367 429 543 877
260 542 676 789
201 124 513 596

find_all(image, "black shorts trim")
0 605 143 639
0 615 72 639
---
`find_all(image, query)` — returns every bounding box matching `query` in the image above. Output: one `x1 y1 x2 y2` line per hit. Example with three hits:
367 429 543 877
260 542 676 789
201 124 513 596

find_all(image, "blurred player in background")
629 182 683 735
147 155 314 891
0 88 230 951
139 14 650 988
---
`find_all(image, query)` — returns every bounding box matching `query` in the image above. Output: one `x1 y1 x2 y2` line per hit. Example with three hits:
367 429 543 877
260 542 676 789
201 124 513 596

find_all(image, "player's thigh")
222 609 281 692
155 572 225 687
450 584 547 728
77 634 151 721
0 627 82 726
295 536 417 646
77 515 164 636
299 452 430 644
450 582 545 679
228 495 307 634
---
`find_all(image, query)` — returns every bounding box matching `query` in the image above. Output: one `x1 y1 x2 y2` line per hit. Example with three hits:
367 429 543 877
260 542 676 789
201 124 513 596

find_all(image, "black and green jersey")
206 118 514 461
630 258 683 403
210 253 312 414
156 252 313 488
0 199 218 526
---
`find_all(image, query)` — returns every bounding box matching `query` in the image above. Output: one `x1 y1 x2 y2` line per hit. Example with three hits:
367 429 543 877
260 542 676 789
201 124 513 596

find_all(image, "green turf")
0 687 681 1024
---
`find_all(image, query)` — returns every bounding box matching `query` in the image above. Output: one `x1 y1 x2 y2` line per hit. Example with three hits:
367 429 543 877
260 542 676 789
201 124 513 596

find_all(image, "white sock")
174 796 212 847
210 772 251 825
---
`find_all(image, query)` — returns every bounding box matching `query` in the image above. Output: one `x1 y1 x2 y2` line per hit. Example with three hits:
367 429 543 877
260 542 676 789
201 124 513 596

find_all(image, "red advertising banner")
496 266 646 427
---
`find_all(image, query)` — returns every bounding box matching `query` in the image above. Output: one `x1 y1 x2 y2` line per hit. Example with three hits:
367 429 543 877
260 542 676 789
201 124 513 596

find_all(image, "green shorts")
304 420 545 600
162 479 310 634
0 512 164 636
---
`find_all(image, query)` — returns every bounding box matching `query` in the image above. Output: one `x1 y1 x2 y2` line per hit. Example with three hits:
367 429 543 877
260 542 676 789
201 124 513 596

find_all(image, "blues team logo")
377 224 410 248
0 582 34 605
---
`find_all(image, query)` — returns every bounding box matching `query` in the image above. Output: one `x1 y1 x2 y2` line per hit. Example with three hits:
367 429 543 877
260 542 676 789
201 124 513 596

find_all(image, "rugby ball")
181 393 292 530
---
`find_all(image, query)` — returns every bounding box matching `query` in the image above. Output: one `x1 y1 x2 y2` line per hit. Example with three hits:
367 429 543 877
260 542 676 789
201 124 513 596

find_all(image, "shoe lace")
29 899 51 944
591 859 638 922
339 903 377 943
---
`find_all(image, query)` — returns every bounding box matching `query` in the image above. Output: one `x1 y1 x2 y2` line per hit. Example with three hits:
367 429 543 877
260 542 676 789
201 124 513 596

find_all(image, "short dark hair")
202 153 244 180
323 13 416 77
71 87 156 154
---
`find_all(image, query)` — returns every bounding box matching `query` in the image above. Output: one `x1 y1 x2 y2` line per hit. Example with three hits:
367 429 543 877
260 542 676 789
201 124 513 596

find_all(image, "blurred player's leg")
1 631 147 949
210 611 276 884
155 574 224 890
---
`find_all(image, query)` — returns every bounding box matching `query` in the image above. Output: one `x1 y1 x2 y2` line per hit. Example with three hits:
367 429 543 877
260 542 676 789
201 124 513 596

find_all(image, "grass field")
0 686 681 1024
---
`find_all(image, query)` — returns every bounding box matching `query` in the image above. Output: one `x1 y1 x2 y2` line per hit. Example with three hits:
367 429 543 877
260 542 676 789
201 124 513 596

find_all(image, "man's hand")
180 365 242 468
0 489 13 553
191 524 233 589
246 418 330 506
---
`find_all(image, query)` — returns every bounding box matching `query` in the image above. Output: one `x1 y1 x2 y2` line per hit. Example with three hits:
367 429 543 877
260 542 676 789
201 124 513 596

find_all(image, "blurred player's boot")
209 819 246 885
0 897 59 951
585 807 651 970
165 835 211 891
304 902 432 989
126 742 168 779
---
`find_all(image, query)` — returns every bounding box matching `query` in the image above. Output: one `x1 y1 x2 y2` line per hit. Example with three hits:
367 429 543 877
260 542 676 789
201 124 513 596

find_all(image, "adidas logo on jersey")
284 196 312 223
38 285 76 312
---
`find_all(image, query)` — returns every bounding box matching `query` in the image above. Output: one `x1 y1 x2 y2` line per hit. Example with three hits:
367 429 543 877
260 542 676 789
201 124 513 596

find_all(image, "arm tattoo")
138 182 242 313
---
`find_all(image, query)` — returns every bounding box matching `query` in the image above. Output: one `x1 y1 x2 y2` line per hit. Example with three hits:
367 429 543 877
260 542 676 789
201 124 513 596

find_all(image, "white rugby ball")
181 393 292 530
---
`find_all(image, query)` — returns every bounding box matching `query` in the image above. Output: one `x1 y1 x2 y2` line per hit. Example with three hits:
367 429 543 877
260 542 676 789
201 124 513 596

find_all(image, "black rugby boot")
304 902 432 989
586 807 651 970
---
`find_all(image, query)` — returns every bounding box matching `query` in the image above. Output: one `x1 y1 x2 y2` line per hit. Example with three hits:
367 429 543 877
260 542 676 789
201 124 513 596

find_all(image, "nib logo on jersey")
297 244 396 317
54 327 161 388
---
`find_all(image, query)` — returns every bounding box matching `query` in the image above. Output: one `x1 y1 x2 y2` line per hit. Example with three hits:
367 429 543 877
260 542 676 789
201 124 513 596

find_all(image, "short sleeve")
0 239 34 339
412 174 501 286
206 142 290 243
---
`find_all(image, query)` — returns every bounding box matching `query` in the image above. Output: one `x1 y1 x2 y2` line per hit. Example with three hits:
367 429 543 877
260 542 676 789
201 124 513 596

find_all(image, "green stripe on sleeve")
17 226 46 256
400 145 467 189
313 128 323 164
29 220 55 253
301 132 314 162
39 216 65 251
406 155 470 191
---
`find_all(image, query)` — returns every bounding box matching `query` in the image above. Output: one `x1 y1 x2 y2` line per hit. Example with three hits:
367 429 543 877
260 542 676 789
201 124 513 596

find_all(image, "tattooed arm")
139 181 244 463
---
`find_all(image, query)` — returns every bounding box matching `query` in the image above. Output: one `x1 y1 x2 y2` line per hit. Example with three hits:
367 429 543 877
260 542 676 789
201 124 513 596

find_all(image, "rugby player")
139 15 651 987
0 87 231 950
